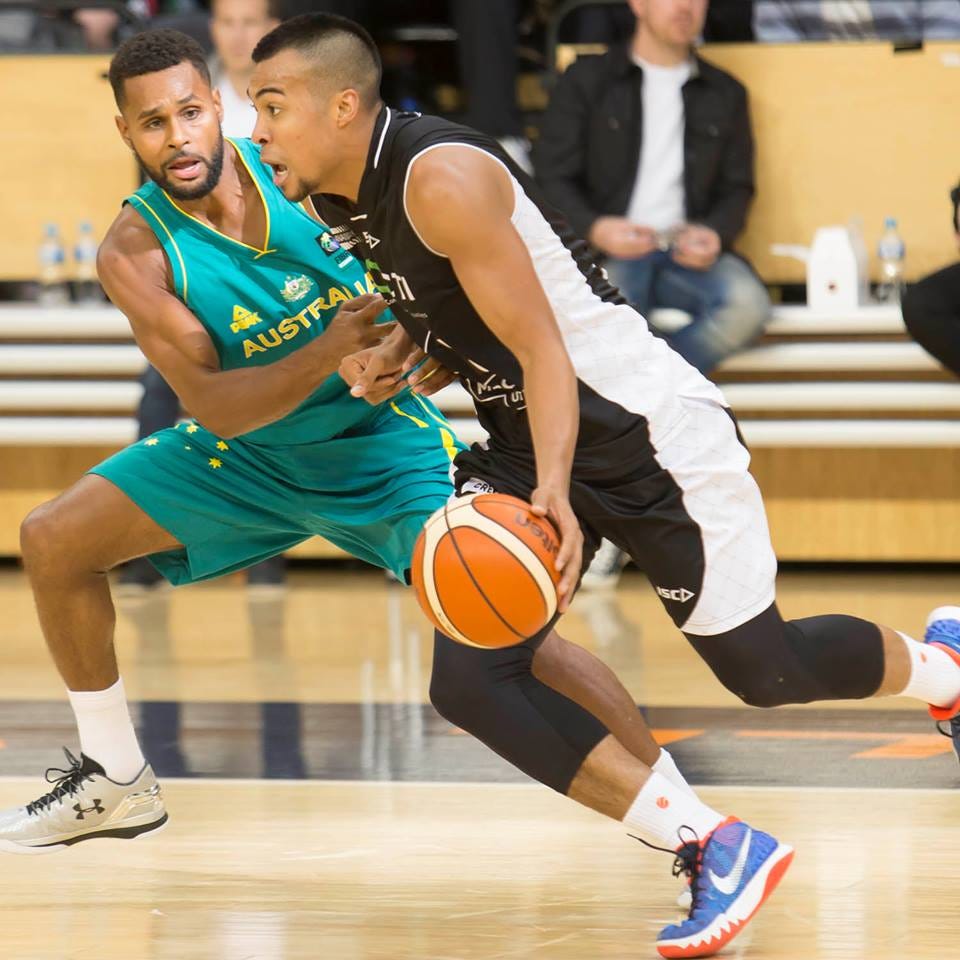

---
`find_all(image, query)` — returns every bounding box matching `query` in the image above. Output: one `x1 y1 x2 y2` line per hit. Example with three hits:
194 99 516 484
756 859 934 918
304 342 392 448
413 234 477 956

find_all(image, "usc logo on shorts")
655 586 696 603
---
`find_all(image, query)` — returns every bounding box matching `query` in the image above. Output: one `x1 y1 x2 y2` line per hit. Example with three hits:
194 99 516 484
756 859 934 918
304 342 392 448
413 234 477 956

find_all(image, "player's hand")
325 294 394 359
671 225 721 271
588 217 657 259
339 346 406 405
530 485 583 614
402 348 457 397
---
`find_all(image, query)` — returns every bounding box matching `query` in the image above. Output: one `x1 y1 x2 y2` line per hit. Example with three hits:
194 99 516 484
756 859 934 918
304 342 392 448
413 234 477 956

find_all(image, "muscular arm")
97 207 387 439
405 148 583 606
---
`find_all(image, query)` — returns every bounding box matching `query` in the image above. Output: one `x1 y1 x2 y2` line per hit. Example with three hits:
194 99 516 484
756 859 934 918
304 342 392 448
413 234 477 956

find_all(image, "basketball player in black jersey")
248 14 960 958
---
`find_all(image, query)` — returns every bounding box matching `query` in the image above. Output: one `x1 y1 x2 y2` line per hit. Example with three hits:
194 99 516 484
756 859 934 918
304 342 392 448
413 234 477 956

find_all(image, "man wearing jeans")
534 0 770 378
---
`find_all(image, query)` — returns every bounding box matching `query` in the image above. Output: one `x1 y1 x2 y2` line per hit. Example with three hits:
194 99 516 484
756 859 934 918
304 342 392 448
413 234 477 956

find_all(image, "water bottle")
74 220 102 305
876 216 906 303
37 223 69 306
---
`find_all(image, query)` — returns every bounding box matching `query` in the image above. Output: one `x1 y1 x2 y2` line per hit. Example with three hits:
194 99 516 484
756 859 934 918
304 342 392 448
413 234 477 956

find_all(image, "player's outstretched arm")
97 208 389 438
405 148 583 609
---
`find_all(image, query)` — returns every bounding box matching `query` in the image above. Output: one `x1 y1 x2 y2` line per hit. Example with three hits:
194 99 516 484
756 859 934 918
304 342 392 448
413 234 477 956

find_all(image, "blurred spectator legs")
450 0 531 171
604 252 771 375
137 364 180 440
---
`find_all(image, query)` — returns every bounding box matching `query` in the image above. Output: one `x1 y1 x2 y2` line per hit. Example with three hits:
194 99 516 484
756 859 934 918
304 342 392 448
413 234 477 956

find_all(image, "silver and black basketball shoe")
0 748 167 854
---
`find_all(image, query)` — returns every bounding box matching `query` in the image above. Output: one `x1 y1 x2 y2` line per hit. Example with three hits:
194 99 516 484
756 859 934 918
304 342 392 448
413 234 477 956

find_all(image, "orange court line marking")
450 728 707 743
853 736 954 759
652 729 706 746
737 729 953 759
738 730 887 741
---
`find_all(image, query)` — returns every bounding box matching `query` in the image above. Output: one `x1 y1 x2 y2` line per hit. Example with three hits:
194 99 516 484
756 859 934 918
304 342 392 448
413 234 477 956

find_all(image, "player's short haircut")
109 29 211 109
251 13 382 109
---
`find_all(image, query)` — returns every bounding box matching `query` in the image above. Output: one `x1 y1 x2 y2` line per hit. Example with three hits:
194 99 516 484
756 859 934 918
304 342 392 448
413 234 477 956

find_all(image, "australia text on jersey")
235 275 383 360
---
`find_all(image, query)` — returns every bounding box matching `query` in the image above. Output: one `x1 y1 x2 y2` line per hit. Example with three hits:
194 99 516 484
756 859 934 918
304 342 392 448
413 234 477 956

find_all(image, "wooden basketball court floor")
0 562 957 960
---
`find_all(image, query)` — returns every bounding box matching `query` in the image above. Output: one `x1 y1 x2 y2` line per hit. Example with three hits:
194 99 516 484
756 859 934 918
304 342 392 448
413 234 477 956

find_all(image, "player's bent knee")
19 500 62 571
686 603 885 707
429 633 494 727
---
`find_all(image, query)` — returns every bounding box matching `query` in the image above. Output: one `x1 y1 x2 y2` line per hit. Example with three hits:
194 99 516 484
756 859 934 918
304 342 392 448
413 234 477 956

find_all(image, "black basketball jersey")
311 108 724 470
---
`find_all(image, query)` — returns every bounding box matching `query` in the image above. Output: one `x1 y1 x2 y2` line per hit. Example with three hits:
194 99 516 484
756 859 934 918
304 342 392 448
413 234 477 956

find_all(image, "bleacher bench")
1 302 958 562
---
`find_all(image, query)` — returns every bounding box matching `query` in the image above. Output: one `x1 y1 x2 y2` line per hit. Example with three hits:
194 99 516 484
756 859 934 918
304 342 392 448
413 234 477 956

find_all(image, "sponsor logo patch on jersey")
280 275 315 303
318 232 341 254
230 304 262 333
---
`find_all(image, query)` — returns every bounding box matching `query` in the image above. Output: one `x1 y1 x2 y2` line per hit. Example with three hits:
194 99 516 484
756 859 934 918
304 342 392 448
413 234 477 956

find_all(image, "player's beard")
139 131 225 201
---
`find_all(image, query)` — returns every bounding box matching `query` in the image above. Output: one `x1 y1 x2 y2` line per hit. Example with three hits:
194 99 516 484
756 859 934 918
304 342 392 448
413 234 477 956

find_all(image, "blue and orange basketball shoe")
924 605 960 761
654 818 794 959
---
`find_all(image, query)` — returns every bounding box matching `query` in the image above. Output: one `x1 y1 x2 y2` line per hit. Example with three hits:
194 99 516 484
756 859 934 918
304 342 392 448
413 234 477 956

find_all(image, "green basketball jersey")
125 137 389 445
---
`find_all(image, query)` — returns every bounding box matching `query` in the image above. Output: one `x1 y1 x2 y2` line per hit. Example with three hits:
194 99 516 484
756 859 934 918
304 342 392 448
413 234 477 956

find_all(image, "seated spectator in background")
209 0 279 136
535 0 770 377
755 1 960 42
901 183 960 379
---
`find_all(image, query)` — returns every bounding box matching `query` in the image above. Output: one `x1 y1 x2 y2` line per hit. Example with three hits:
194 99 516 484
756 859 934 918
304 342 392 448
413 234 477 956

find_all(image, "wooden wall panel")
695 42 960 283
0 56 138 281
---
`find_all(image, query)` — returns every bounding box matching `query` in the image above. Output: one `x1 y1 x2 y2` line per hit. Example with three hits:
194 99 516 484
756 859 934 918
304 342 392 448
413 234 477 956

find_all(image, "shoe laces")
936 718 960 739
929 619 960 647
631 825 704 917
25 748 94 816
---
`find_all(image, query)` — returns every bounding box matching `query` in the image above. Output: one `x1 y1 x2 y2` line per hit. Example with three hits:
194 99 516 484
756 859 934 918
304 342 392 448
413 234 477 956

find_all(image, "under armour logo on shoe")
73 800 105 820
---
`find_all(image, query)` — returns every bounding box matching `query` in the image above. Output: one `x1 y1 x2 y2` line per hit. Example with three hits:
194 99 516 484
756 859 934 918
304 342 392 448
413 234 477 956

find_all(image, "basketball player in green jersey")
0 30 696 857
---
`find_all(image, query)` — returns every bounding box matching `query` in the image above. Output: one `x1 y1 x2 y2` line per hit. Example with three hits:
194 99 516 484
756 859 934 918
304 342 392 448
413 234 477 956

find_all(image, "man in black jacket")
901 182 960 379
535 0 769 378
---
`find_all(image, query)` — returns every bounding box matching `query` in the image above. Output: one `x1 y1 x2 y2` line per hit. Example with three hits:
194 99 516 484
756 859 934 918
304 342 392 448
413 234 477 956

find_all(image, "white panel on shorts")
651 396 777 635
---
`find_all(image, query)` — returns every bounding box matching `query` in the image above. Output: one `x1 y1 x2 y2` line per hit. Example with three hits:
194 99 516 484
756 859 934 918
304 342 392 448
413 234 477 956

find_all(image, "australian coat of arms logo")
281 274 314 303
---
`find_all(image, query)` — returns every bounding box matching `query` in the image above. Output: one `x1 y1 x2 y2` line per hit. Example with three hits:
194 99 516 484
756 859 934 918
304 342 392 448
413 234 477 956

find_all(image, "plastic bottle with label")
37 223 69 306
74 220 102 305
876 216 905 303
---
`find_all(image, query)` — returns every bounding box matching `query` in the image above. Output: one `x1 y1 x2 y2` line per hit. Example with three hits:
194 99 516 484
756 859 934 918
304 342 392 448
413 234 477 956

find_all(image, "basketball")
411 493 562 648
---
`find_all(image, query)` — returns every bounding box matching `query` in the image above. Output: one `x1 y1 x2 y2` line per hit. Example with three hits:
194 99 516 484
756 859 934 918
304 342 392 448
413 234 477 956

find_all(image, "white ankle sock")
622 771 725 849
67 677 145 782
898 632 960 708
652 748 697 797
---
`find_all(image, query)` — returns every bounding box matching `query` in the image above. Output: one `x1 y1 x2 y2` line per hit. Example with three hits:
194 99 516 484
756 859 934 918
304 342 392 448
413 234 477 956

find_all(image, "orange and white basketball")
411 493 562 648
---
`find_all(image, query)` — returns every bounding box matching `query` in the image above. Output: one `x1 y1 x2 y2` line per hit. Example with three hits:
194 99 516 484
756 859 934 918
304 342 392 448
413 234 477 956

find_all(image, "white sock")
898 631 960 708
622 771 726 849
67 677 145 782
652 748 697 797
